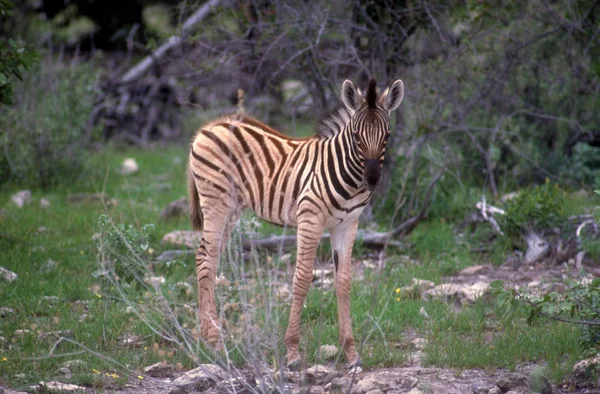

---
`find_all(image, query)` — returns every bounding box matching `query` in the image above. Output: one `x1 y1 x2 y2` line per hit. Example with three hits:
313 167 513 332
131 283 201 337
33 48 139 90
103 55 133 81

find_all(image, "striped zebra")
188 78 404 368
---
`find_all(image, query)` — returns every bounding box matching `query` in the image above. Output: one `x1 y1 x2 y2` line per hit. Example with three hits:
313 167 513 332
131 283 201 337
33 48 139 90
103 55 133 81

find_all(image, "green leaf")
0 72 6 85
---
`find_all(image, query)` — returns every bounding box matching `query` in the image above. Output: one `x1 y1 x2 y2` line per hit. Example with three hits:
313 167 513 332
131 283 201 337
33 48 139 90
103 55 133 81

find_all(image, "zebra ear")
380 79 404 112
341 80 361 111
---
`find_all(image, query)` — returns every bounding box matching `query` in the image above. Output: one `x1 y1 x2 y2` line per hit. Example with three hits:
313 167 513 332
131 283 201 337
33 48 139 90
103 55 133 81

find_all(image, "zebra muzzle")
364 159 381 191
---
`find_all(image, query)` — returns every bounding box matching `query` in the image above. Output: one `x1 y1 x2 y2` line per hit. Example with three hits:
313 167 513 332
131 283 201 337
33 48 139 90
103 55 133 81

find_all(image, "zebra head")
341 78 404 191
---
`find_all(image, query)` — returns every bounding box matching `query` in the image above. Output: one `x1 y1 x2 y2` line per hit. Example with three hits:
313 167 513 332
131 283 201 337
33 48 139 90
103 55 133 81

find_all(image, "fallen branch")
120 0 223 84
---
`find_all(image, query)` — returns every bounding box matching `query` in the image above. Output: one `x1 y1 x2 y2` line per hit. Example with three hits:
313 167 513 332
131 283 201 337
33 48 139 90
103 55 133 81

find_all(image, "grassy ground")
0 144 592 389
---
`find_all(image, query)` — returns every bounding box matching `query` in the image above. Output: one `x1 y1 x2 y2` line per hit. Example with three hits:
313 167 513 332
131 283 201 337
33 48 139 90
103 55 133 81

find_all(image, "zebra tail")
187 167 204 231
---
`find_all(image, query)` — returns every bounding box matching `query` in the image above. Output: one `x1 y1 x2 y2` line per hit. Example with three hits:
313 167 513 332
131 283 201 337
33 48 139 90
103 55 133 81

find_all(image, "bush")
503 180 567 237
0 61 100 188
0 0 39 105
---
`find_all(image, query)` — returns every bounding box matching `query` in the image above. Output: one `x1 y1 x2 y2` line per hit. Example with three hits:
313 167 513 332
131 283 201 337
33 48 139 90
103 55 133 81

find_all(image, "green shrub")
503 180 566 237
0 0 39 105
559 145 600 190
0 61 100 188
95 214 155 290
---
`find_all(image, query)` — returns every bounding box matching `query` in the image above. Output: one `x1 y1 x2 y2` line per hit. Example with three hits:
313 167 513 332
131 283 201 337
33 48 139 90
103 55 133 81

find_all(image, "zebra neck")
324 127 364 193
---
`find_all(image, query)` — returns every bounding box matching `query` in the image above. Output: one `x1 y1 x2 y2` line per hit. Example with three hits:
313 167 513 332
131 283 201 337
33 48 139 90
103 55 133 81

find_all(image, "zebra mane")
366 79 377 108
315 106 353 140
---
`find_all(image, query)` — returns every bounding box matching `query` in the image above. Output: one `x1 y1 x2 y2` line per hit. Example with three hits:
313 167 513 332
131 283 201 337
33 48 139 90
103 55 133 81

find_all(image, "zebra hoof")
287 358 302 371
347 357 362 370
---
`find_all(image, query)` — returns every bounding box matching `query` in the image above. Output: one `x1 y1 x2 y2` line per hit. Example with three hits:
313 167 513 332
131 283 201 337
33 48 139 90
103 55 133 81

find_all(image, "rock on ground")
0 267 18 282
317 344 339 360
160 198 189 221
37 381 85 392
120 158 139 175
10 190 31 208
144 361 176 378
161 231 203 249
171 364 224 393
422 282 490 305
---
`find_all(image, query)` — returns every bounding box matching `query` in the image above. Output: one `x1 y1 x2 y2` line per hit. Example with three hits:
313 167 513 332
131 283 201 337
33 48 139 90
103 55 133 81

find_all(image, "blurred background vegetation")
1 0 598 204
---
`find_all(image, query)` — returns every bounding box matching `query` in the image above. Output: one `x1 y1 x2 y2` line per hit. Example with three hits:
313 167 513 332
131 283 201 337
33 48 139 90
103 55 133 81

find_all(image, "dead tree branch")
120 0 223 84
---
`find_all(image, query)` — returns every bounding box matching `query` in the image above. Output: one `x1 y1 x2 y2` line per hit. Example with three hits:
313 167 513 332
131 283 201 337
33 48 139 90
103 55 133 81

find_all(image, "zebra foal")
188 78 404 368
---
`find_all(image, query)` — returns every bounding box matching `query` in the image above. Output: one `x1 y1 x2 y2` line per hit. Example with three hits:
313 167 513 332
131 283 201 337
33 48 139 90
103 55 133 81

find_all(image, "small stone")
0 307 15 317
419 307 430 319
305 364 337 385
412 338 427 350
38 226 48 232
11 190 32 208
349 365 363 375
331 376 352 392
160 198 189 221
41 295 60 304
40 198 51 209
0 267 18 282
173 364 224 391
488 387 502 394
366 390 385 394
317 344 338 360
145 276 166 286
118 333 142 348
41 259 58 273
496 373 529 392
13 329 33 337
14 372 27 379
38 381 84 392
161 231 203 249
38 330 72 340
459 265 492 276
120 158 139 175
472 381 495 394
406 388 424 394
144 361 176 378
57 367 72 377
61 360 88 371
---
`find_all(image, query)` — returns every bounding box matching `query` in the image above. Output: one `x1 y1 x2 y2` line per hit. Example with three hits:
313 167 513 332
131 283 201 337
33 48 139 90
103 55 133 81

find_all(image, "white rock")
419 307 430 320
317 344 338 360
42 259 58 273
145 276 166 286
173 364 224 390
11 190 32 208
0 266 18 282
38 381 84 392
0 307 15 316
412 338 427 350
422 282 490 305
40 197 51 209
120 158 139 175
144 361 176 377
305 364 336 385
459 265 491 276
13 329 33 337
161 231 203 249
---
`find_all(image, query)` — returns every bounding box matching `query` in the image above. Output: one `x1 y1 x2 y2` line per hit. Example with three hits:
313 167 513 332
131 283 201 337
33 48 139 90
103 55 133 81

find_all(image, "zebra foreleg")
330 219 361 367
284 217 324 369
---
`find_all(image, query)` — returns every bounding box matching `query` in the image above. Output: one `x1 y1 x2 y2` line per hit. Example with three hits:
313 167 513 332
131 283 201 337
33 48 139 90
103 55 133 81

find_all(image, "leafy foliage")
0 62 100 188
0 0 38 105
493 278 600 355
95 214 155 289
503 180 567 237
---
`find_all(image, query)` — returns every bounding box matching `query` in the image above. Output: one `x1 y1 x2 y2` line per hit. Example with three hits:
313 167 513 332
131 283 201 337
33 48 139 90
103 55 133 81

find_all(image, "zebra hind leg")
195 210 235 348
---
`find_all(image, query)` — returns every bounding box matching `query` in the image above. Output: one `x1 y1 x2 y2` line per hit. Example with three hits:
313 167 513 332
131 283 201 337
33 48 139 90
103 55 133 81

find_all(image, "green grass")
0 144 592 389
